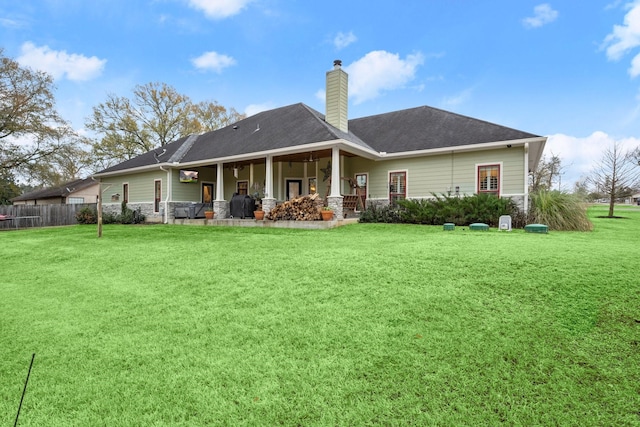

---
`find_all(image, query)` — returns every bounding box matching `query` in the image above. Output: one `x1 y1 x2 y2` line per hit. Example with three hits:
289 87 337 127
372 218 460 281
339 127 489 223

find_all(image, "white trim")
524 142 529 212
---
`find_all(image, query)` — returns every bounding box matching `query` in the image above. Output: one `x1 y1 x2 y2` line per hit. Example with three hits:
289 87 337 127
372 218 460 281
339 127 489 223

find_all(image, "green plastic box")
525 224 548 234
469 223 489 231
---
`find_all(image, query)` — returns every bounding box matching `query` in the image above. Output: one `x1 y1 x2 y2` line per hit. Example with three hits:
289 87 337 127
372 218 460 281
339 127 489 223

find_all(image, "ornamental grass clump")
529 190 592 231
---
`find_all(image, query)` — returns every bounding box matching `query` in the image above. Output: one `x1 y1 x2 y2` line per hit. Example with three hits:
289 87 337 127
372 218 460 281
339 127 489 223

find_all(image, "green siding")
344 146 526 200
103 170 166 204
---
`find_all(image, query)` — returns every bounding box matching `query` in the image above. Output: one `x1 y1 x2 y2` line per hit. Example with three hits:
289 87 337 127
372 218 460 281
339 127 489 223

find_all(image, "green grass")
1 206 639 426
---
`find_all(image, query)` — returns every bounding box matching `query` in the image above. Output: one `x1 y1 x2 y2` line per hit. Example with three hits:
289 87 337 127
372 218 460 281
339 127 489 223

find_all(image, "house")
93 60 546 223
11 177 100 205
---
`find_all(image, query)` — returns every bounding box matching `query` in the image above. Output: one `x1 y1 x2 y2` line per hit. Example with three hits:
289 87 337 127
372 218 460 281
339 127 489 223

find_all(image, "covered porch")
204 145 368 221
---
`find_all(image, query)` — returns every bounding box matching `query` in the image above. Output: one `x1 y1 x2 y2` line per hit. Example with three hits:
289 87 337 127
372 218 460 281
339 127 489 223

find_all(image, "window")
389 171 406 206
154 180 161 213
67 197 84 204
123 183 129 204
236 180 248 195
478 165 500 194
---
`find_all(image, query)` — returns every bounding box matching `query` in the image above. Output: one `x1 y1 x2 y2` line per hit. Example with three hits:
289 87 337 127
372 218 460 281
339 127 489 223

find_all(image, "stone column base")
327 196 344 220
262 198 276 215
213 200 228 219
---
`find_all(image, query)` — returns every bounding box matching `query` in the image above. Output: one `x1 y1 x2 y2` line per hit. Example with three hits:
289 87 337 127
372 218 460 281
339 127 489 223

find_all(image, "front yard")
1 206 638 425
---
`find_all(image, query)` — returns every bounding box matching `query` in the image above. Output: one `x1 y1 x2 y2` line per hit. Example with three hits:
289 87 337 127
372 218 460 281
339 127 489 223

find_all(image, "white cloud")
544 131 640 187
344 50 425 104
16 42 106 82
244 102 275 117
315 89 326 104
603 1 640 61
630 51 640 76
334 31 357 50
522 4 559 29
187 0 253 19
442 88 473 108
0 17 26 29
191 51 236 73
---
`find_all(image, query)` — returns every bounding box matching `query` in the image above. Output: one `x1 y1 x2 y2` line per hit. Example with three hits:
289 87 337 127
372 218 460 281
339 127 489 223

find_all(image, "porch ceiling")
217 149 357 168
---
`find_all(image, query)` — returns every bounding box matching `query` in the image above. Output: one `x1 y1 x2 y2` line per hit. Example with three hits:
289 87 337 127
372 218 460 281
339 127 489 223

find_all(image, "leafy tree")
0 169 20 204
530 154 563 192
0 49 71 174
26 136 94 187
86 82 245 168
588 142 640 217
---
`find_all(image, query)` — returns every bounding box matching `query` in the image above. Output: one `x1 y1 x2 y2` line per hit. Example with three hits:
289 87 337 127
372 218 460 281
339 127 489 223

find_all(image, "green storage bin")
525 224 548 234
469 223 489 231
443 223 455 231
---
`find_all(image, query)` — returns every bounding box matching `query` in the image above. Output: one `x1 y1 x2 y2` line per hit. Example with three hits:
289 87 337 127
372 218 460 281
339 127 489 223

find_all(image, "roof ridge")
167 133 199 163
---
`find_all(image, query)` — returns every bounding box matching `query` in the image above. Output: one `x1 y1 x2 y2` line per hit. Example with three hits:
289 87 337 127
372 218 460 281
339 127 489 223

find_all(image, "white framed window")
477 164 500 195
154 180 162 213
389 171 407 206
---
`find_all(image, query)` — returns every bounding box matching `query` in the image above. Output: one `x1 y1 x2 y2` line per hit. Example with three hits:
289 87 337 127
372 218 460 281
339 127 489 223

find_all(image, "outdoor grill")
229 194 255 218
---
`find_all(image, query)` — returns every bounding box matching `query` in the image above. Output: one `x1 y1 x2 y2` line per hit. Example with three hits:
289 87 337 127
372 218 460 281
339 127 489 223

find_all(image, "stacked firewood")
266 194 323 221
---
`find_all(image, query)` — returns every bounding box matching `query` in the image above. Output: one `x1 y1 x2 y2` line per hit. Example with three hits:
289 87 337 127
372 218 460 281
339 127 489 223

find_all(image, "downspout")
160 166 171 224
524 143 529 213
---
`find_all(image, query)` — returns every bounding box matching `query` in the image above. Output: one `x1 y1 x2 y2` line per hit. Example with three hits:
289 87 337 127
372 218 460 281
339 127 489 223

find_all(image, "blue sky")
2 0 640 187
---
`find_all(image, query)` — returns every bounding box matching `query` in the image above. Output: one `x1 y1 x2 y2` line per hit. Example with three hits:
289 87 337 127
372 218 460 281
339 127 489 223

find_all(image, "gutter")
159 166 171 224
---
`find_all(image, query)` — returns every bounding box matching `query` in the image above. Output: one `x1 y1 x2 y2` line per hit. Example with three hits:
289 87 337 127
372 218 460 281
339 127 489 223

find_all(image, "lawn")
1 206 639 426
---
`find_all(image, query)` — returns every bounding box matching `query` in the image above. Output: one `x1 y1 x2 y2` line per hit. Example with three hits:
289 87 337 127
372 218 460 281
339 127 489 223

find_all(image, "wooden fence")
0 204 97 229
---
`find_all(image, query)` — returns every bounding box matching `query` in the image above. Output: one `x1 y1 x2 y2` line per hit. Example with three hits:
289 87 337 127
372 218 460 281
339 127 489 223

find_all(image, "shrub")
76 207 97 224
101 203 146 225
358 204 404 223
391 193 519 226
528 190 592 231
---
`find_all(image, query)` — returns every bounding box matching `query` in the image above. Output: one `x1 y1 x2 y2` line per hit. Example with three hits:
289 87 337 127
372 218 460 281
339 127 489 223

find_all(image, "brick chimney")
325 59 348 133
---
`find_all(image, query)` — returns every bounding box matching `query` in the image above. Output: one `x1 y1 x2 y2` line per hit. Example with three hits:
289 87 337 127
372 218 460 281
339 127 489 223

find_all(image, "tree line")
0 48 244 203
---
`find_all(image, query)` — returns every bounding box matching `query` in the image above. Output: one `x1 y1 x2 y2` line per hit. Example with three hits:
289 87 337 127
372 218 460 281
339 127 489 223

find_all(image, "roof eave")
376 137 546 160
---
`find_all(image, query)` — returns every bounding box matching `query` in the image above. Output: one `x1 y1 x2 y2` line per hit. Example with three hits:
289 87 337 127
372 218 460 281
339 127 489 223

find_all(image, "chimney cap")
333 59 342 67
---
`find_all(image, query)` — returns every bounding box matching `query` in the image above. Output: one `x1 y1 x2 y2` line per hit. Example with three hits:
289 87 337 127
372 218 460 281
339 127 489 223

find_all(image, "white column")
330 146 341 197
524 143 529 212
215 162 224 201
277 161 282 200
265 155 273 199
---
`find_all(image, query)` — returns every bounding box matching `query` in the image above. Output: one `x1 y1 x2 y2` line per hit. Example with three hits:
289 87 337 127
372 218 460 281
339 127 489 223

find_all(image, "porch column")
214 162 228 218
524 142 529 212
262 155 276 214
327 146 344 220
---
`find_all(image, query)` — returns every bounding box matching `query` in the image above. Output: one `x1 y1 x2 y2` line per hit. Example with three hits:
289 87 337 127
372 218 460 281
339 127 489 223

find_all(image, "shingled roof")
11 177 97 202
95 102 541 175
349 105 538 153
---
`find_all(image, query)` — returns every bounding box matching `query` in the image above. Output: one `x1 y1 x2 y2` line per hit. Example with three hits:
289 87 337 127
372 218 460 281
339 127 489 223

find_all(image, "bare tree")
530 154 563 192
0 49 70 173
588 142 640 217
86 82 245 167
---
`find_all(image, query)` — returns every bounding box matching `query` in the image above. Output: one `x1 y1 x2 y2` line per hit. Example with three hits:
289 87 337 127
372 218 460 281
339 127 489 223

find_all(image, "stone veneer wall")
102 202 163 222
326 196 344 220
